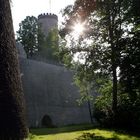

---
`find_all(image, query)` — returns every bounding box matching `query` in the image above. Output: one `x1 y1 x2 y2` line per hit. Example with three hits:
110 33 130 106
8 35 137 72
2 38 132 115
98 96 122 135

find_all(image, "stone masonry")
17 43 91 127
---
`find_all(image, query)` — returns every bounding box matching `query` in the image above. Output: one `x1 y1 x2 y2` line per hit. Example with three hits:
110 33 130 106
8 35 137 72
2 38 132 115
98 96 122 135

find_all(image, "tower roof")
38 13 58 21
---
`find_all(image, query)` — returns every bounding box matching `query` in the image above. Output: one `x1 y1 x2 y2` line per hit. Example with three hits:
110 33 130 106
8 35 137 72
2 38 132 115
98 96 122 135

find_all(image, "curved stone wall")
17 13 92 127
38 13 58 37
20 58 91 127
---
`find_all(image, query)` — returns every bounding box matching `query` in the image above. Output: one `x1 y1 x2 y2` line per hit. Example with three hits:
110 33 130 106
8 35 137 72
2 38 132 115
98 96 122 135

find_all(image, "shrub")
93 81 140 130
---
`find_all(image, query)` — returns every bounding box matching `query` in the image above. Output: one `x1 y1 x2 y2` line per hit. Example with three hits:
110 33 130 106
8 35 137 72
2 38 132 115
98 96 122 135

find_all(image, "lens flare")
72 22 85 39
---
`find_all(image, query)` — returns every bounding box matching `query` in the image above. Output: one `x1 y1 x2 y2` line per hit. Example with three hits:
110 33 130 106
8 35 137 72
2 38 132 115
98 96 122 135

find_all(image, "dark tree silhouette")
0 0 28 139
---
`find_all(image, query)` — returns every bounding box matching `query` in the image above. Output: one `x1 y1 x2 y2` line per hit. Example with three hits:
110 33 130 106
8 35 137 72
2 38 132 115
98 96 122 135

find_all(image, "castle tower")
38 13 58 37
34 13 59 64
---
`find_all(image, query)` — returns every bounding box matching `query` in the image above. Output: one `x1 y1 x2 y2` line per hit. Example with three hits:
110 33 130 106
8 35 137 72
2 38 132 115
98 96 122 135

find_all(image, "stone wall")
38 13 58 37
16 12 92 127
19 58 91 127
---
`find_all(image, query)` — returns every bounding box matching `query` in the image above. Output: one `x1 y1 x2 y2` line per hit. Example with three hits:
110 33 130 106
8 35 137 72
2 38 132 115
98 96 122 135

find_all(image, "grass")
30 124 140 140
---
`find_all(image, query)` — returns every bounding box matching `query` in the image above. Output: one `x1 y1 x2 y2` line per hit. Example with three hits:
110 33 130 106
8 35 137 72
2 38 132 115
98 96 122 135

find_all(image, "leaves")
16 16 44 57
59 0 140 121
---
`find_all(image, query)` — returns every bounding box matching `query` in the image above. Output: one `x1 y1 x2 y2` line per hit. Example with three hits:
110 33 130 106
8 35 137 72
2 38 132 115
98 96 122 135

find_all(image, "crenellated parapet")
38 13 58 21
38 12 58 38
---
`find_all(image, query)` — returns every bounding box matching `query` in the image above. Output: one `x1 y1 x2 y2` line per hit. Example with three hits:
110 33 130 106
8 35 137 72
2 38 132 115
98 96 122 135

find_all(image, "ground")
30 124 140 140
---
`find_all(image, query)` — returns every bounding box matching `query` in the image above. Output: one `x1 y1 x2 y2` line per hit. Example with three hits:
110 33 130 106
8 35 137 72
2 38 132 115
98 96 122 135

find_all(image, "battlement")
38 13 58 20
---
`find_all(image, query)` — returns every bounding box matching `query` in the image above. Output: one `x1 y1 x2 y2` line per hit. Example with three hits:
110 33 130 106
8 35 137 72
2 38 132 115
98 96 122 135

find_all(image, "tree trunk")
108 8 118 115
87 98 93 124
112 64 118 114
0 0 28 139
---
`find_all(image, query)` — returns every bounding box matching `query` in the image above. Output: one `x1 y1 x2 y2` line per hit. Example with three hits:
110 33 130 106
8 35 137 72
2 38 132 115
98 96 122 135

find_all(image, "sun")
73 23 84 35
72 22 85 39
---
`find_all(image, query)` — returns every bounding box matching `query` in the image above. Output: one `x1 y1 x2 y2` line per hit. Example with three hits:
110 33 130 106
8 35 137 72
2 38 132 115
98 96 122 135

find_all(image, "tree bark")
87 98 93 124
108 6 118 115
0 0 28 139
112 63 118 114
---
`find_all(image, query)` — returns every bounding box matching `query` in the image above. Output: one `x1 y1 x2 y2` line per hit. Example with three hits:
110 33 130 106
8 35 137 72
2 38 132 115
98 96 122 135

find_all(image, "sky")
11 0 75 32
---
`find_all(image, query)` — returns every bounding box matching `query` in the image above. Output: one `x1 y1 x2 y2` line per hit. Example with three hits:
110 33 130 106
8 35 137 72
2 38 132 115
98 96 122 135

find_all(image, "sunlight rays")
71 22 85 39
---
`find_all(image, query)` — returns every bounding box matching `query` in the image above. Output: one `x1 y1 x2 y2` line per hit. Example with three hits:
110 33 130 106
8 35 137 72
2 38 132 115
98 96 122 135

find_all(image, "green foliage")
60 0 133 111
74 63 94 103
94 83 140 129
17 16 45 58
93 81 113 126
59 0 140 129
95 81 112 110
116 94 140 129
38 28 59 62
62 0 140 121
119 31 140 100
17 16 59 63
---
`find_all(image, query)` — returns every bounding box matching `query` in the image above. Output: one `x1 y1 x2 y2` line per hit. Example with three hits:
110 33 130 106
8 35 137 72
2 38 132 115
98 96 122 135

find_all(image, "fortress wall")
19 58 91 127
16 12 92 127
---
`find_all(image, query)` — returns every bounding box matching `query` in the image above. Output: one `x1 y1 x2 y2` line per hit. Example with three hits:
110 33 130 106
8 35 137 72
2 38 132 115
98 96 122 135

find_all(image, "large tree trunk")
112 63 118 114
0 0 28 139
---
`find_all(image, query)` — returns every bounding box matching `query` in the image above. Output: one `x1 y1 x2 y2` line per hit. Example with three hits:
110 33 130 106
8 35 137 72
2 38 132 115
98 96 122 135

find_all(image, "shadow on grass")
96 127 140 138
75 132 119 140
30 124 94 135
30 125 140 139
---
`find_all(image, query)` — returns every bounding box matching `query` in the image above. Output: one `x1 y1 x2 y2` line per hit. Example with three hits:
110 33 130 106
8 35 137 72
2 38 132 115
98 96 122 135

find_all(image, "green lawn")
30 124 140 140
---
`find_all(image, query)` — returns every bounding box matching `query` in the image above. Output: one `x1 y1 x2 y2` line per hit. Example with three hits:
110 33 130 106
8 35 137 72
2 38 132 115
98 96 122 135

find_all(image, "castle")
31 13 59 64
38 13 58 37
17 13 92 127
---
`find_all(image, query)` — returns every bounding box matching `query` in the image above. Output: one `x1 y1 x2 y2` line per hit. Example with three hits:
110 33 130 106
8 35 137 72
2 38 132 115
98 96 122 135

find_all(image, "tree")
74 62 95 124
0 0 28 139
119 0 140 101
38 28 59 63
17 16 59 63
60 0 139 116
17 16 44 58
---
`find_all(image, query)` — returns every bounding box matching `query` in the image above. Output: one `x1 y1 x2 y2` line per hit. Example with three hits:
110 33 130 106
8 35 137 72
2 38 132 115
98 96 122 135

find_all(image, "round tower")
38 13 58 37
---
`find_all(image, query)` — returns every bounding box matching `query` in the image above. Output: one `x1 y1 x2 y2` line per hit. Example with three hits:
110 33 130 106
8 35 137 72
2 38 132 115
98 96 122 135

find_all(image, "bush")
93 93 140 130
116 94 140 130
93 81 114 127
